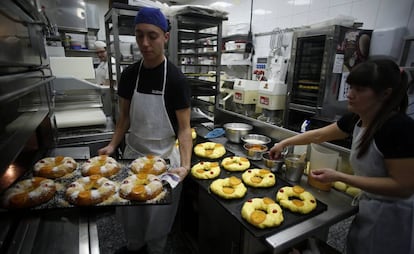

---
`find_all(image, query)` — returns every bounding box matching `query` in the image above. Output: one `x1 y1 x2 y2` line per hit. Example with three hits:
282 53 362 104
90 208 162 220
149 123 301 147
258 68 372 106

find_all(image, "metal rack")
104 4 140 121
169 11 227 118
221 33 252 80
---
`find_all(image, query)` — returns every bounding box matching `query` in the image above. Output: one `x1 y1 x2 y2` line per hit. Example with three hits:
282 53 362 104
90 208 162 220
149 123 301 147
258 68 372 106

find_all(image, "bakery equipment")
232 78 260 117
48 55 115 152
257 78 287 125
285 25 372 134
257 29 290 125
51 77 114 152
0 1 102 253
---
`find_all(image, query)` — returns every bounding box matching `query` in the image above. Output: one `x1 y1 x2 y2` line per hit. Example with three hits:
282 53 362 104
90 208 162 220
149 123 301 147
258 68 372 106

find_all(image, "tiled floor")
96 210 353 254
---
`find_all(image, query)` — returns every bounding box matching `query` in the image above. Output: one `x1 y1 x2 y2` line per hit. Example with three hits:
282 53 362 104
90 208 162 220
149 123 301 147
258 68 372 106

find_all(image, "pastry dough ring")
242 169 276 187
194 142 226 159
210 176 247 199
65 175 117 206
276 186 317 214
119 173 163 201
2 177 56 208
191 161 220 179
81 155 121 177
34 156 77 179
241 197 284 228
130 155 167 175
221 156 250 171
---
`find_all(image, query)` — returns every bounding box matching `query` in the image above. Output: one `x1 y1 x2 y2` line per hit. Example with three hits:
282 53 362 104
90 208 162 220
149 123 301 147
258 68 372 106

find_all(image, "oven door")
0 0 48 74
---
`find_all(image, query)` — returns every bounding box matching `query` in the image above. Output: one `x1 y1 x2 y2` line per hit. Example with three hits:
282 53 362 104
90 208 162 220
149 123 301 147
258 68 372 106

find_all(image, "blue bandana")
134 7 168 32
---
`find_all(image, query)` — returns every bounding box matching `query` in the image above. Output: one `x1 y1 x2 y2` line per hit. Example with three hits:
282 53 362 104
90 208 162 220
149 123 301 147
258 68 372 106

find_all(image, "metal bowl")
241 134 271 146
223 123 253 143
243 143 268 160
262 152 284 172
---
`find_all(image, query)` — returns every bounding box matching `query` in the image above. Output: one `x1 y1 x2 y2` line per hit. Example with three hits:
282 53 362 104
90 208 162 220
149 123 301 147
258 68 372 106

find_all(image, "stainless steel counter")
194 123 357 253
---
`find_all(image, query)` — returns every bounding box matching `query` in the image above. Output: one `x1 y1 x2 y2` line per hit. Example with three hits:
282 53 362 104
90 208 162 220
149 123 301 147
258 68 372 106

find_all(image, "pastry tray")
1 159 172 211
191 138 328 239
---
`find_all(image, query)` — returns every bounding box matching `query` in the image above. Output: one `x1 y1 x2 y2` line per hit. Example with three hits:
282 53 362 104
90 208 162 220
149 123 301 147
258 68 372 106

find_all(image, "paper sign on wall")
333 54 344 74
338 72 349 101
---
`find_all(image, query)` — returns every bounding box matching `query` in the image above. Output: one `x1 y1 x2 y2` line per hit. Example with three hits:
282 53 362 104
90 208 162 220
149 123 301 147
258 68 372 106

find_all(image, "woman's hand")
269 143 285 160
310 168 341 183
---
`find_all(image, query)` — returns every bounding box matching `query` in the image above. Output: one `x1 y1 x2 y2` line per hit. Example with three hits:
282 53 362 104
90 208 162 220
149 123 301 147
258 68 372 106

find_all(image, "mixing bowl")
262 152 284 172
243 143 268 160
223 123 253 143
241 134 271 146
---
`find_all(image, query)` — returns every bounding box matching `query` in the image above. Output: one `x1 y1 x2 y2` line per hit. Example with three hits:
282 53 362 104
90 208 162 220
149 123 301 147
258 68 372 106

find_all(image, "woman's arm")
270 122 349 159
311 158 414 198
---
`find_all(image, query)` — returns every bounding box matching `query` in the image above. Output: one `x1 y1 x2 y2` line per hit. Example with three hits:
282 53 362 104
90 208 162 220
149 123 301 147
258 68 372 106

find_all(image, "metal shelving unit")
221 33 252 80
104 4 140 121
169 11 227 118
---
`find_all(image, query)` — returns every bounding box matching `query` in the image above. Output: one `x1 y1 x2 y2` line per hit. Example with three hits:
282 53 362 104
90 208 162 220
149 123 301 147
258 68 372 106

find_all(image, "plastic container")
308 144 339 191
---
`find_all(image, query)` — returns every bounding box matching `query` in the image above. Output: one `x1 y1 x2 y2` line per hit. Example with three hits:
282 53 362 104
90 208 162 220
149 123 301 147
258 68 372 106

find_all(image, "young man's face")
135 23 169 62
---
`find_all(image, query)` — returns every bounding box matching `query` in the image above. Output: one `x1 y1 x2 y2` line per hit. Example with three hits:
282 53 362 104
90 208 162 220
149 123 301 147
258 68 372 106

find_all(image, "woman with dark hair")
270 58 414 253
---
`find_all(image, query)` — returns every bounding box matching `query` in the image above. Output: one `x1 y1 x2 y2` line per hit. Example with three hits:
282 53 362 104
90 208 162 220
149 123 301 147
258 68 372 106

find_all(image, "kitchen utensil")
223 123 253 143
241 134 271 146
262 152 284 172
243 143 267 160
284 154 306 182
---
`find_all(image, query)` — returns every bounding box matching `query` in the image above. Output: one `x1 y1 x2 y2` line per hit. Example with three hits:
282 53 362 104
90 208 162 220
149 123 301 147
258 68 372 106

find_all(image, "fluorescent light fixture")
254 9 272 15
209 1 233 9
77 8 85 19
288 0 311 5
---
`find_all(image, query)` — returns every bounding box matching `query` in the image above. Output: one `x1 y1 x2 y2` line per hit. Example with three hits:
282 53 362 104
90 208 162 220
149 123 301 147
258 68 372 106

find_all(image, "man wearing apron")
99 7 192 254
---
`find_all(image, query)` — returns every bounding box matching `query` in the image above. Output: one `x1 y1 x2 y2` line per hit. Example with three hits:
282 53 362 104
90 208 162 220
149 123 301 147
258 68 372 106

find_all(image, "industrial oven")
0 1 103 253
284 25 372 139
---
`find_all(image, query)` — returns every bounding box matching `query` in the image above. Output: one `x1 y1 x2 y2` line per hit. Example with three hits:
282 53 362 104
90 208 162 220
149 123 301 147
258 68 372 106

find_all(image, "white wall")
87 0 111 41
191 0 414 65
90 0 414 65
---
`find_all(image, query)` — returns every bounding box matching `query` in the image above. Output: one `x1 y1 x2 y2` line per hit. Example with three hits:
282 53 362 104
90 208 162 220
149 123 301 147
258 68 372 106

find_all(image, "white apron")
95 61 108 86
117 59 182 251
346 124 414 254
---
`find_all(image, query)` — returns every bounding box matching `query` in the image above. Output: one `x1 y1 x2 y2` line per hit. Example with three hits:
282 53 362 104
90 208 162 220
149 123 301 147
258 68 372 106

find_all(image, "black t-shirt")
337 112 414 158
117 59 191 135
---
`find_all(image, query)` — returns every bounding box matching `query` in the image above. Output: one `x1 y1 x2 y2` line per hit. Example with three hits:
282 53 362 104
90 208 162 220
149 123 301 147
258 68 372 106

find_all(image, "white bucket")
308 144 340 191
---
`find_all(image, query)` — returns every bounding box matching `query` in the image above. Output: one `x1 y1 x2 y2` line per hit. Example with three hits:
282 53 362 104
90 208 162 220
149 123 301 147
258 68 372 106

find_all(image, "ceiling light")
288 0 311 5
254 9 272 15
209 1 233 9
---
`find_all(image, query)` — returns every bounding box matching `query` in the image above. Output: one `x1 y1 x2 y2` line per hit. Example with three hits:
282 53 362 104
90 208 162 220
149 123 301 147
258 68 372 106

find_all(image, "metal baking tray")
0 159 172 211
191 138 327 239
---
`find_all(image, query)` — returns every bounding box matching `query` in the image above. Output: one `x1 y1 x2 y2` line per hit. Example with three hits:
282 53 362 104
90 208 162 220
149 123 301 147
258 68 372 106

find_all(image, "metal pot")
223 123 253 143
